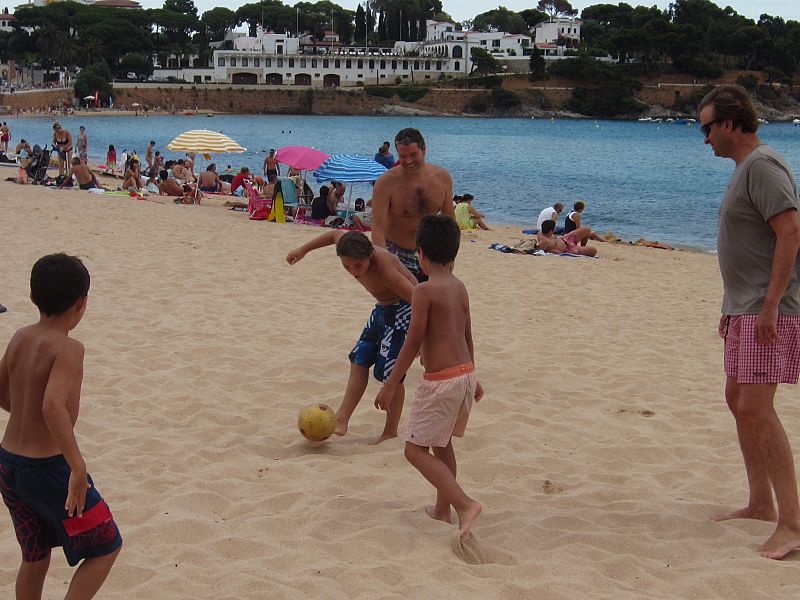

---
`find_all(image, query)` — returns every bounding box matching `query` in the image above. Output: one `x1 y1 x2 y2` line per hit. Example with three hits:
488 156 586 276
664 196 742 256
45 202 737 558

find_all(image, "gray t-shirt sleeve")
747 156 799 223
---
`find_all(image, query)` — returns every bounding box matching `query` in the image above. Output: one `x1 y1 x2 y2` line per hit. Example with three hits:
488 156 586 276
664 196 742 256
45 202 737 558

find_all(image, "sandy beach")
1 184 799 599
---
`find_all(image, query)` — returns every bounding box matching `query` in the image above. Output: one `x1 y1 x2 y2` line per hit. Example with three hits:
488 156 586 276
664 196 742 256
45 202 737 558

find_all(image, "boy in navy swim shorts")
0 253 122 599
287 230 417 444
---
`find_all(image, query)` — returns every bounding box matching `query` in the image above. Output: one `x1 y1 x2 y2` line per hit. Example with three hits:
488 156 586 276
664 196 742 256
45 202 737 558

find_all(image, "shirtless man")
263 149 280 183
197 163 228 193
536 220 598 256
145 141 155 174
371 128 455 282
62 157 103 190
171 159 193 182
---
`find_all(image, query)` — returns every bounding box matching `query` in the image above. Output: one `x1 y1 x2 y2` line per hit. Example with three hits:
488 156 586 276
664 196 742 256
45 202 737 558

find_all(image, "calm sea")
8 114 800 250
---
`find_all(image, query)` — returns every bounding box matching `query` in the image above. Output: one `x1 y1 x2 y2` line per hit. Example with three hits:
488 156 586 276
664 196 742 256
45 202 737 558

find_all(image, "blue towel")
522 229 538 235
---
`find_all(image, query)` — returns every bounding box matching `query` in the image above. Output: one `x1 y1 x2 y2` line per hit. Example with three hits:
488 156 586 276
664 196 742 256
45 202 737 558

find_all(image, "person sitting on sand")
375 215 484 537
564 200 603 243
537 220 598 256
230 166 251 197
157 169 189 197
145 173 160 194
62 157 103 190
171 159 193 183
287 230 417 444
122 158 142 192
537 202 564 232
454 194 490 230
198 163 227 193
311 185 334 220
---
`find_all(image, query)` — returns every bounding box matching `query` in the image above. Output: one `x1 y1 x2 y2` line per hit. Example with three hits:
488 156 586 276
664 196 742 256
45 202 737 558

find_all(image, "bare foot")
425 505 452 524
712 505 777 522
334 419 348 437
759 524 800 560
367 432 396 445
457 500 483 537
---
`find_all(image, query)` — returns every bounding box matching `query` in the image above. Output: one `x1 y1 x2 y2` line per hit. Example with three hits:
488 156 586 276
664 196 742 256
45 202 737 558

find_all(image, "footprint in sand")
451 533 517 566
542 479 563 494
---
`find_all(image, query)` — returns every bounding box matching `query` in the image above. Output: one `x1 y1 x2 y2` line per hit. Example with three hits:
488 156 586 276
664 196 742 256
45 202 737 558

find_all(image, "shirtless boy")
371 128 455 282
0 254 122 600
375 215 484 537
536 219 598 257
287 231 417 444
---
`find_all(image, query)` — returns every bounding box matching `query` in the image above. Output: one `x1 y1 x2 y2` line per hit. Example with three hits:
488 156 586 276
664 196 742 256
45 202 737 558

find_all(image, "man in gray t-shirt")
700 84 800 560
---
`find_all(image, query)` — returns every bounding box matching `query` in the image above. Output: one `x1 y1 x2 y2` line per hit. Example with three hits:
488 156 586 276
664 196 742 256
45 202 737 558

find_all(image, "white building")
534 17 581 45
198 20 535 87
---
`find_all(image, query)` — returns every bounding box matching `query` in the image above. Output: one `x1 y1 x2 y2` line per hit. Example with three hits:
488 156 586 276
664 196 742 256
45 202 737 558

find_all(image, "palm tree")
81 37 105 67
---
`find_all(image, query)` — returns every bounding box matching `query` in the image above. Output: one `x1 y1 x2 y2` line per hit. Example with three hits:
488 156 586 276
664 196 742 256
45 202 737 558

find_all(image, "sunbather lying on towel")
536 220 598 257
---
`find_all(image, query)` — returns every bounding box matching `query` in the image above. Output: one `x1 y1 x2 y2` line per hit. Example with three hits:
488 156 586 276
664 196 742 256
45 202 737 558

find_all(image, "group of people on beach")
1 85 800 599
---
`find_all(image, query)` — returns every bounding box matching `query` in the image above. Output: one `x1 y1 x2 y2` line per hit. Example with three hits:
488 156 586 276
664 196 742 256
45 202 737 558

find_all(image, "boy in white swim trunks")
375 214 484 537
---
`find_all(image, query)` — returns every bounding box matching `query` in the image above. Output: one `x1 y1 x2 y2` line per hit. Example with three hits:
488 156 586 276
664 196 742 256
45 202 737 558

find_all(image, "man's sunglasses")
700 118 724 137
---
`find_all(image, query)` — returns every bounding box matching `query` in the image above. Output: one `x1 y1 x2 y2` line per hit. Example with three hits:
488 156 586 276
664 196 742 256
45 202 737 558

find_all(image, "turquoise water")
8 114 800 250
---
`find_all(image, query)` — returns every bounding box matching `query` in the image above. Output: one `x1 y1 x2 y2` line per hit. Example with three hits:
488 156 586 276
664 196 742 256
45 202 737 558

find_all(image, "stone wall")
0 88 73 111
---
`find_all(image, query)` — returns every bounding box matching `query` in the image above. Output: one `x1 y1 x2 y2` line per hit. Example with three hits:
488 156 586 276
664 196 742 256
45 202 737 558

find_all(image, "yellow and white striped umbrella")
166 129 246 155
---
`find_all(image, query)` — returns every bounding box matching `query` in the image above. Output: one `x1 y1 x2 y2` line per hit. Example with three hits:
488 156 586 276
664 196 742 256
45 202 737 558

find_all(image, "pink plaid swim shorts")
723 314 800 384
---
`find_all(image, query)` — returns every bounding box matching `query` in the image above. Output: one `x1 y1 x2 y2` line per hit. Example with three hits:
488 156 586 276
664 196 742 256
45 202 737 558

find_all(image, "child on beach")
105 145 116 174
0 254 122 598
287 230 417 444
375 215 484 537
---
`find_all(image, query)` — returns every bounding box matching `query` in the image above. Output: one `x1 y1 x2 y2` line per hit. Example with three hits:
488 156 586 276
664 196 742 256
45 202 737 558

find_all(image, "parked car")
126 72 138 80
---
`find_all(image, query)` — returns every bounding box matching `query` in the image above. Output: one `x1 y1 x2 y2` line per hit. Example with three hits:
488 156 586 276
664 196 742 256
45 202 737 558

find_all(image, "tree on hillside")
473 7 528 34
164 0 197 18
74 61 113 104
470 46 500 75
201 7 236 41
519 8 548 29
537 0 577 20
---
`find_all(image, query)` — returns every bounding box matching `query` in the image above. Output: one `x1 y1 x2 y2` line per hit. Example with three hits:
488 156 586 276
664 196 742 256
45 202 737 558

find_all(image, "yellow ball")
297 403 336 442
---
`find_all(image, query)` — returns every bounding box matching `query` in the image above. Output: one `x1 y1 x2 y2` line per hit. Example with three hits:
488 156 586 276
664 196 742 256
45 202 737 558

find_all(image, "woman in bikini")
52 122 73 176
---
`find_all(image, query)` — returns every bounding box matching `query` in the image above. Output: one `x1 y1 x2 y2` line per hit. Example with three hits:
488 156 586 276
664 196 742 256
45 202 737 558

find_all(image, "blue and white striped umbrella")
313 154 387 184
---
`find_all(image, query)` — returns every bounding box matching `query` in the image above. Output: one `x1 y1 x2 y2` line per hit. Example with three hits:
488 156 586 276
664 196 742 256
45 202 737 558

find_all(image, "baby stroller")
26 145 52 185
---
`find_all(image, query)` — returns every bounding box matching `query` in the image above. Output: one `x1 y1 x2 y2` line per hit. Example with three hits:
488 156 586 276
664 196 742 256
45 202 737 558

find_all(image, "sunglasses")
700 118 724 137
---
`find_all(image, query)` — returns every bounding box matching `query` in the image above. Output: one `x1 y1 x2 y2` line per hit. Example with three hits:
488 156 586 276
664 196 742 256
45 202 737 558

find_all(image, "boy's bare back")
413 273 473 374
1 324 83 458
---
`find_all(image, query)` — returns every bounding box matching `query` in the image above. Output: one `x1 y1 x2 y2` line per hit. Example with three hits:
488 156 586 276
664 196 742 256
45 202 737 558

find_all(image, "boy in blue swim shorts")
0 254 122 599
287 230 417 444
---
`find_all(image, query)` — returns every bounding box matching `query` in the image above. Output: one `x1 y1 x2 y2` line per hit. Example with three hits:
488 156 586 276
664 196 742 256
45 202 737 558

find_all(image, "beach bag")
324 215 345 228
250 199 271 221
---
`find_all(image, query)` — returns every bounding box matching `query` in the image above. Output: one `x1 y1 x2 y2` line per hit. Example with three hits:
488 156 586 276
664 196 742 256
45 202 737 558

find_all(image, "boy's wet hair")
394 127 426 150
30 253 90 316
574 200 586 212
540 219 556 234
417 214 460 265
336 231 374 260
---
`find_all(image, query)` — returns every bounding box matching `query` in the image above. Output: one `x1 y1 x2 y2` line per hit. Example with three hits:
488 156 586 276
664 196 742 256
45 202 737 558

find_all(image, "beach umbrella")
313 154 387 184
83 95 95 100
275 145 329 171
167 129 247 155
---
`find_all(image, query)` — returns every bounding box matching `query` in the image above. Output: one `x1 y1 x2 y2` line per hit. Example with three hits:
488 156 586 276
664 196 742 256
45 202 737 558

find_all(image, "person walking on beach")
0 254 123 598
145 141 155 174
76 125 88 164
52 122 73 176
375 215 484 537
699 84 800 560
371 128 455 282
263 149 280 183
286 230 417 444
0 121 10 152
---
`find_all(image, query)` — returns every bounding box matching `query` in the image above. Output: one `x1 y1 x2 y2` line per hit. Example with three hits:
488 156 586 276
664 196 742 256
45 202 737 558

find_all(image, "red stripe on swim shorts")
63 501 113 537
423 362 475 381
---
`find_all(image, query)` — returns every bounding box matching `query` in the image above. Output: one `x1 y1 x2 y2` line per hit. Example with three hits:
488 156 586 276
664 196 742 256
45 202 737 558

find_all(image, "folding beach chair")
246 182 272 221
269 177 300 223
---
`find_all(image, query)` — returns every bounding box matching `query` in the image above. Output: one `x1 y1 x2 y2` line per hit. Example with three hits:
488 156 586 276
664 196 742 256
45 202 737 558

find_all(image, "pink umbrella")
275 146 330 171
